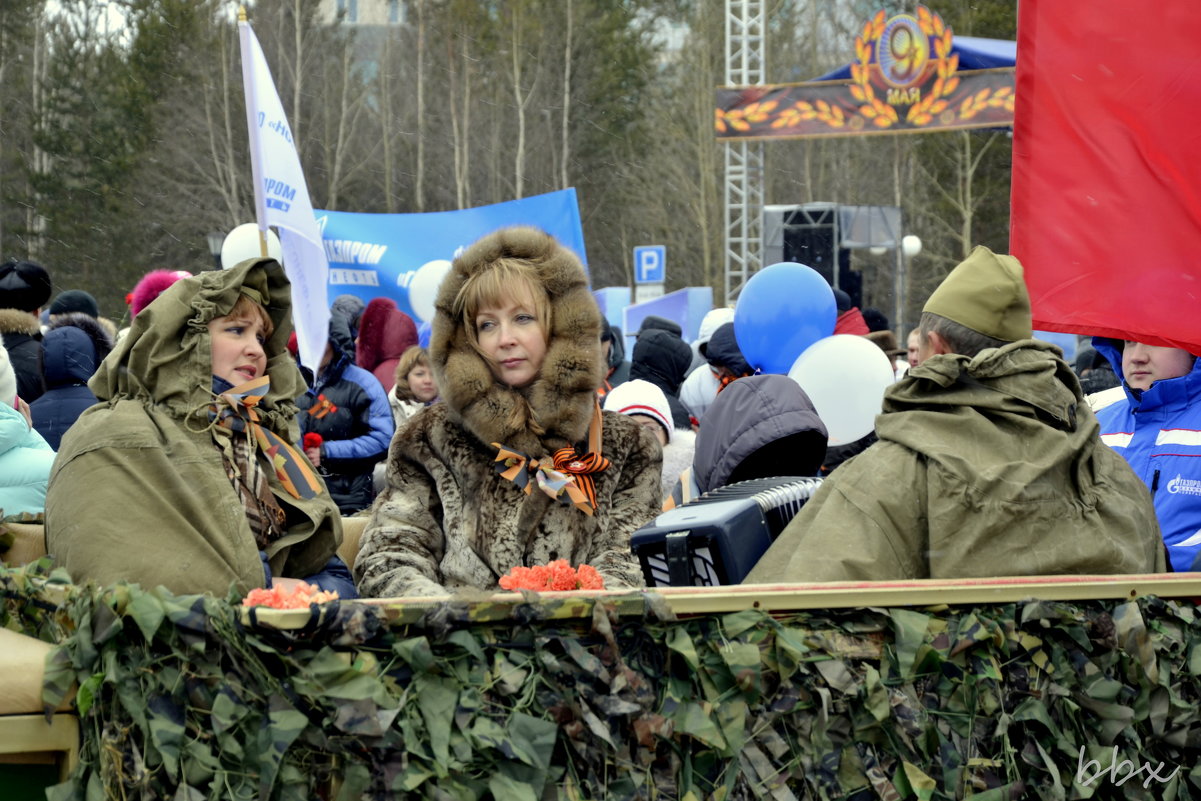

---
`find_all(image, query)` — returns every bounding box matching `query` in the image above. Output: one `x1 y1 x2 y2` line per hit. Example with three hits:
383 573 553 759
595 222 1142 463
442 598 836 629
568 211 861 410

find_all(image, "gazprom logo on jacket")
1166 474 1201 496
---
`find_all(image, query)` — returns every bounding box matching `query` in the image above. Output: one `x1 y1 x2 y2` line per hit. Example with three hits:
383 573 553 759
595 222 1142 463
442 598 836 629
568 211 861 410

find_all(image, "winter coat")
834 307 870 336
630 329 693 429
355 227 661 598
0 308 45 402
659 428 696 503
330 295 365 342
1093 337 1201 571
691 374 827 493
745 341 1166 583
46 260 343 596
356 298 418 393
30 314 112 450
390 394 432 430
372 396 437 494
297 335 394 515
0 402 54 515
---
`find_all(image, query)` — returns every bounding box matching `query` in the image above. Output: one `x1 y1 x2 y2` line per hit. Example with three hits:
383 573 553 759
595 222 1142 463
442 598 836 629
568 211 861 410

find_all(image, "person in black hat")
48 289 100 321
629 327 693 430
1073 344 1120 395
597 323 630 397
0 259 53 402
637 314 683 338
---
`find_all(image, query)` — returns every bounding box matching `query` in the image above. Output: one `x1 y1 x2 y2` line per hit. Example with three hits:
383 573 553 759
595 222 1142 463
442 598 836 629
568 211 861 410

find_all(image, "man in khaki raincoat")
746 246 1165 583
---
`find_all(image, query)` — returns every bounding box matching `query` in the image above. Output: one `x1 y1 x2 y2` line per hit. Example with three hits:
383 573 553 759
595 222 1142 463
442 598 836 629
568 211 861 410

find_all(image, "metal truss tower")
723 0 765 305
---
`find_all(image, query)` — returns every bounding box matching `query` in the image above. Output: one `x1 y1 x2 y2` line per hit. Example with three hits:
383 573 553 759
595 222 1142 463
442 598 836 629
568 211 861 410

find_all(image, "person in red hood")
355 297 418 393
832 288 870 335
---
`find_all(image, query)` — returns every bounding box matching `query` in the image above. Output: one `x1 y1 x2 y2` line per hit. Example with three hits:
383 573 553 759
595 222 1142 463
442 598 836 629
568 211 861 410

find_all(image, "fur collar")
0 307 42 336
430 227 604 456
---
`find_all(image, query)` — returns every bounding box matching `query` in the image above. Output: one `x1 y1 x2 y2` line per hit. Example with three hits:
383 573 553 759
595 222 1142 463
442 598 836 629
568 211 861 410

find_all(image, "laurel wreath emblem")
906 6 956 125
843 5 1012 129
719 4 1014 136
849 10 898 128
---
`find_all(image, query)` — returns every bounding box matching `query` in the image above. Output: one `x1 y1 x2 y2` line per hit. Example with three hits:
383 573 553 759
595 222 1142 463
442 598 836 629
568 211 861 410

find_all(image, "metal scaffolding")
723 0 765 306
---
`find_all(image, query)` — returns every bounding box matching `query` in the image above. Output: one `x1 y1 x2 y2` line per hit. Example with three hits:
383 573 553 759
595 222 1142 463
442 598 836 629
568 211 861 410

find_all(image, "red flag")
1010 1 1201 354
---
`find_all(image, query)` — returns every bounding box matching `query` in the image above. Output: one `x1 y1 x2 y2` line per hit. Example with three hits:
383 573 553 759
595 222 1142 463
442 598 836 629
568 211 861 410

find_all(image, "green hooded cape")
45 260 341 596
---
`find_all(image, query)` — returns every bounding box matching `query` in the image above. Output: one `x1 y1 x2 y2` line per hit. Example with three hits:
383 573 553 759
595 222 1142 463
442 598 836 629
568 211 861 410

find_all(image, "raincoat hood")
356 298 418 387
745 338 1165 583
630 328 692 395
91 259 306 428
880 339 1085 453
704 322 751 376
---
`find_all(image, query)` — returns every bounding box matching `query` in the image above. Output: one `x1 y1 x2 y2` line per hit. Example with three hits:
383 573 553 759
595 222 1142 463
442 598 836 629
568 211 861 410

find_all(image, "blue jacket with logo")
1093 338 1201 571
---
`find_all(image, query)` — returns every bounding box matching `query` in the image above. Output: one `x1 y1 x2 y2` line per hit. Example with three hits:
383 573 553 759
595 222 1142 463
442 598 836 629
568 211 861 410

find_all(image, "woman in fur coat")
355 227 662 597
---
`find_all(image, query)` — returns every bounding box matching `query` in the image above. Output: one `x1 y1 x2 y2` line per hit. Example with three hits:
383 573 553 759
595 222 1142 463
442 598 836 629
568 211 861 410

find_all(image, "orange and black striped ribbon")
211 376 324 500
491 399 610 515
551 447 609 512
307 394 338 419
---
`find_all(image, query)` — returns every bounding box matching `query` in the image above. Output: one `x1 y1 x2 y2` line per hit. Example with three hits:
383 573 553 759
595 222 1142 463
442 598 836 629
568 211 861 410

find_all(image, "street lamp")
894 235 922 339
206 231 225 271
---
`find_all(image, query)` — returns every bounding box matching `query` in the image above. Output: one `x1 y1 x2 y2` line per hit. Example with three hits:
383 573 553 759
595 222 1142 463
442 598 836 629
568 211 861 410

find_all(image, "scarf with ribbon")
209 376 324 502
492 399 610 515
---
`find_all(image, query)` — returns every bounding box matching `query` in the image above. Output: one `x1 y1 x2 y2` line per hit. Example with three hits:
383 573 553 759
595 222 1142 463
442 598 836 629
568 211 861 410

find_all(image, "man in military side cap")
746 246 1165 582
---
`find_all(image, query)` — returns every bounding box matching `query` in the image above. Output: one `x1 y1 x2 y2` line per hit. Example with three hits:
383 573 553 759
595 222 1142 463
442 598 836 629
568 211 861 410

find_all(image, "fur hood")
0 308 41 337
429 226 605 457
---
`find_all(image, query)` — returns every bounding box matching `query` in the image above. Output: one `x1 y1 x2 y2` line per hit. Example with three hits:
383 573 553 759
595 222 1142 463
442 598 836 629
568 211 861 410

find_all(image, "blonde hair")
226 293 275 339
452 258 551 360
393 345 431 401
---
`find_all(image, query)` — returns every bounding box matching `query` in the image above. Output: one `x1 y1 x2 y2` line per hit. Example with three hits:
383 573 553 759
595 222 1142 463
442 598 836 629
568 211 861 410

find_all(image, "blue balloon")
418 320 432 349
734 262 836 374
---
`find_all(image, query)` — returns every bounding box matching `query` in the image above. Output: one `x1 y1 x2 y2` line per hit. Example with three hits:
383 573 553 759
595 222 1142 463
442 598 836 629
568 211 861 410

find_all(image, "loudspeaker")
762 205 861 308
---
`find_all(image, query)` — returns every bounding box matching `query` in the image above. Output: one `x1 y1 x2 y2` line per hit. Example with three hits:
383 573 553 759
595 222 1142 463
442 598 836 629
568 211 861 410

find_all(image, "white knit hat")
603 379 673 443
0 341 16 407
695 307 735 357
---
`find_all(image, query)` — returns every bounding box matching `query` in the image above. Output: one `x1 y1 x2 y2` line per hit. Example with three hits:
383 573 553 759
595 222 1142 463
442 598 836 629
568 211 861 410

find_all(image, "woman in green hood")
45 259 353 598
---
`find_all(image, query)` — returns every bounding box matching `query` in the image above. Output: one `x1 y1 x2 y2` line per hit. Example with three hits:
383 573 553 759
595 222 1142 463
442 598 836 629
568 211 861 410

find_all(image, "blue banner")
316 188 586 324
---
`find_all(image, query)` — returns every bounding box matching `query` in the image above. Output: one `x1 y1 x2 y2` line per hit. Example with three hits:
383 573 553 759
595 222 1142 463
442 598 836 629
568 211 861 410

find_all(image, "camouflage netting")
3 561 1201 801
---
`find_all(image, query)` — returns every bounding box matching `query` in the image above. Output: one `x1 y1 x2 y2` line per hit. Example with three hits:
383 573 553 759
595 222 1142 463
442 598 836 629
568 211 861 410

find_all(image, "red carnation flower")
498 559 605 592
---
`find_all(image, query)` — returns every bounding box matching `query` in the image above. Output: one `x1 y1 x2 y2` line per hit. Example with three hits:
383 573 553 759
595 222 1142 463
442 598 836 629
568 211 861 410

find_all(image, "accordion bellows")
631 476 823 587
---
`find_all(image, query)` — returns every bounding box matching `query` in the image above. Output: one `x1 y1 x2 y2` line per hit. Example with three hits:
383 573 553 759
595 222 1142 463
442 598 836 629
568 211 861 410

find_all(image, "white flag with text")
238 18 329 372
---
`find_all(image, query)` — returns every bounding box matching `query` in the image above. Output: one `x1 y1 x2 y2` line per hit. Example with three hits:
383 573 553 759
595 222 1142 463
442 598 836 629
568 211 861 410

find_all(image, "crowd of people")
0 227 1190 598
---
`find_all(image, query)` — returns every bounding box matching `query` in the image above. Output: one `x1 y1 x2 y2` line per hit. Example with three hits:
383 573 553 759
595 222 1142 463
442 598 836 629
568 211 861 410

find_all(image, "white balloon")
221 223 283 269
901 234 923 259
407 259 452 323
788 334 896 445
